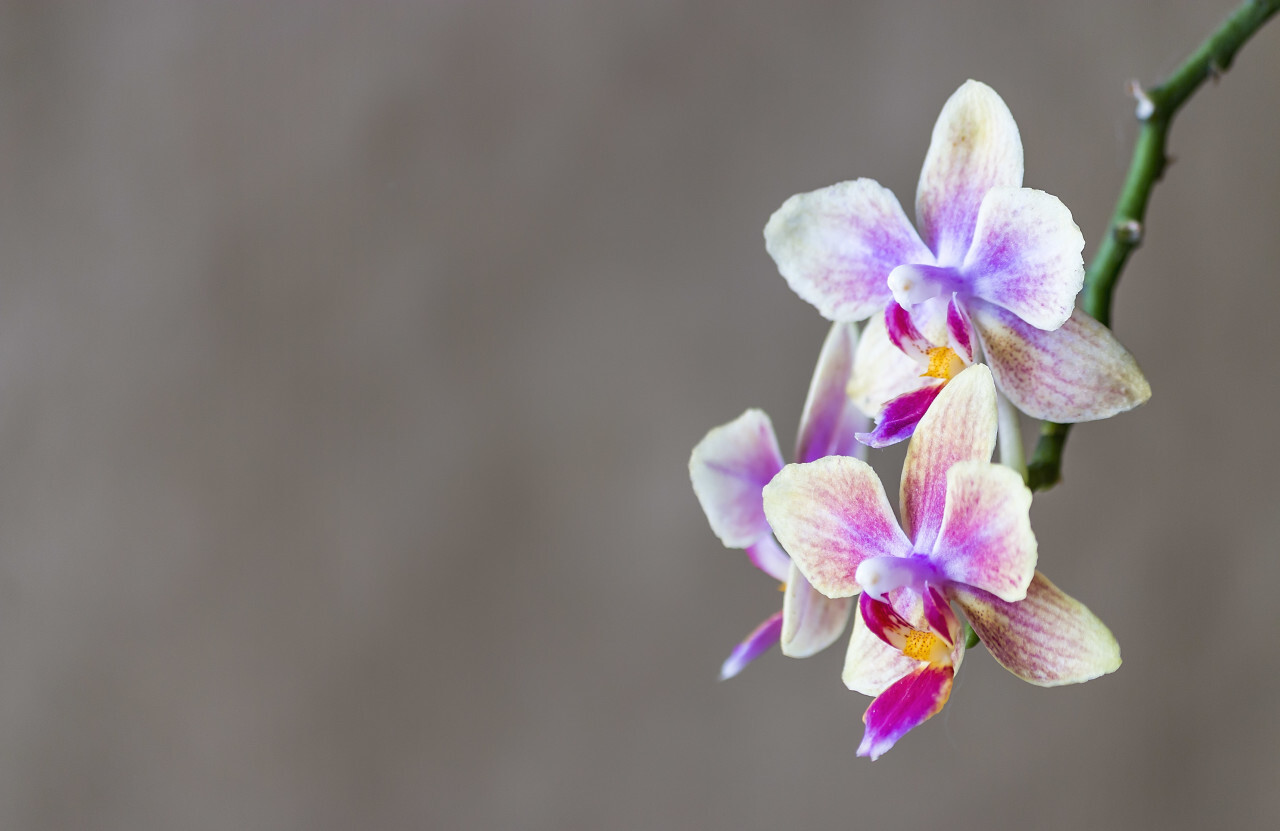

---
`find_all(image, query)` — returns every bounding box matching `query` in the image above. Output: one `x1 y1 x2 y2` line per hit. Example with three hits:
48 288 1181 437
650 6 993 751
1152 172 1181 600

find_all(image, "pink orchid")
765 80 1150 444
689 324 863 679
762 365 1122 758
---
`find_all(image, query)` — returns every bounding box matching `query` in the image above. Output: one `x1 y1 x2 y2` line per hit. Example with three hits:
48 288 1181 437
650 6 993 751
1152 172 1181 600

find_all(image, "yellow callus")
902 629 950 663
921 346 966 381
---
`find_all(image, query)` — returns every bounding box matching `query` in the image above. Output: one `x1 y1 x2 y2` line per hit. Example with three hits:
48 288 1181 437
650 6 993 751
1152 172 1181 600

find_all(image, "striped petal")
856 383 943 449
916 80 1024 266
970 303 1151 422
765 179 934 322
781 562 854 658
689 410 785 549
719 611 785 681
950 571 1121 686
848 312 925 418
857 664 955 760
931 460 1036 602
763 456 911 598
795 322 864 464
962 187 1084 331
900 365 998 552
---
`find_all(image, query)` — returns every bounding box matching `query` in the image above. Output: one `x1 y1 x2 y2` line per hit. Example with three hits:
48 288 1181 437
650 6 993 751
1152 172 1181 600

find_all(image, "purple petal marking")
930 460 1036 602
969 302 1151 422
781 563 854 658
922 584 959 645
745 536 791 583
859 592 915 648
916 81 1024 267
796 322 866 464
763 457 912 598
856 383 943 448
946 296 974 362
857 664 955 760
843 607 923 697
961 187 1084 331
765 179 934 322
884 302 933 361
950 571 1121 687
899 365 998 552
689 410 786 549
719 611 785 681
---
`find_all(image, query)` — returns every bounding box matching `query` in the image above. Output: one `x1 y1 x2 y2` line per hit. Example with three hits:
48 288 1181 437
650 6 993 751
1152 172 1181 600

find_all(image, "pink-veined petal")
763 456 911 598
962 187 1085 331
781 562 853 658
946 296 974 363
931 460 1036 602
900 365 998 552
745 536 791 582
843 607 921 697
857 664 955 760
796 322 865 464
885 302 933 361
689 410 785 549
916 80 1024 266
719 611 785 681
856 383 944 449
765 179 934 322
951 571 1121 686
848 313 925 418
970 303 1151 422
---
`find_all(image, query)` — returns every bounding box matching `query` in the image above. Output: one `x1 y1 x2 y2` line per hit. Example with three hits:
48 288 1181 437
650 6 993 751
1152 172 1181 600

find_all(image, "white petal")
689 410 785 548
970 303 1151 422
763 457 911 598
916 80 1024 266
766 179 933 322
781 562 854 658
963 187 1084 331
796 322 866 463
899 365 998 552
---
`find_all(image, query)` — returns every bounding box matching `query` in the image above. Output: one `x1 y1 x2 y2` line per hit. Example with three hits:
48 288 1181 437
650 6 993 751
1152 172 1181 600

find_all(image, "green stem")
1026 0 1279 492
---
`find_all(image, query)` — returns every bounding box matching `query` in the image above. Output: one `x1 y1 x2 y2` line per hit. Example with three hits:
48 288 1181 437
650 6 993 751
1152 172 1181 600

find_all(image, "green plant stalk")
1025 0 1280 492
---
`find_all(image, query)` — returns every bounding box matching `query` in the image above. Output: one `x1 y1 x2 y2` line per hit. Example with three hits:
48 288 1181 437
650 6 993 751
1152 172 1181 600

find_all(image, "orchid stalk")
1027 0 1280 490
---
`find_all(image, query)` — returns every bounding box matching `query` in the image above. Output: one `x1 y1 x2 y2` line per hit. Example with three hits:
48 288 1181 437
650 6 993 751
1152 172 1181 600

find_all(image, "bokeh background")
0 1 1277 829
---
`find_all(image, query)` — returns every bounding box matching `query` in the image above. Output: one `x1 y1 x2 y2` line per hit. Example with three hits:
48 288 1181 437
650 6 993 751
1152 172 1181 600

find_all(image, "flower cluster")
690 81 1145 759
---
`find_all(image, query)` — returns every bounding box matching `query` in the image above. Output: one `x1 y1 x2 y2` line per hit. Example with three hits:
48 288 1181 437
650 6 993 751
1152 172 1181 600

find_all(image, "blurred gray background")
0 1 1277 829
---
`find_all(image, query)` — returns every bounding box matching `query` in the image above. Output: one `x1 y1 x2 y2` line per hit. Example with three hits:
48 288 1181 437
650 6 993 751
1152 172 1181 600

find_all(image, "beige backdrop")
1 1 1278 829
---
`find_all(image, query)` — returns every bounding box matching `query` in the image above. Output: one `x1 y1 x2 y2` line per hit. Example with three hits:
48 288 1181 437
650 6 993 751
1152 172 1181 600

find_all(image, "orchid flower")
689 323 864 679
762 365 1122 757
764 79 1150 443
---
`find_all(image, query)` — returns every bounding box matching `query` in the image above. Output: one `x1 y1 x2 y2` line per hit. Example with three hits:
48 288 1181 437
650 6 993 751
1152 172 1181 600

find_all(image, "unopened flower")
765 80 1149 437
689 324 862 678
763 365 1122 757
